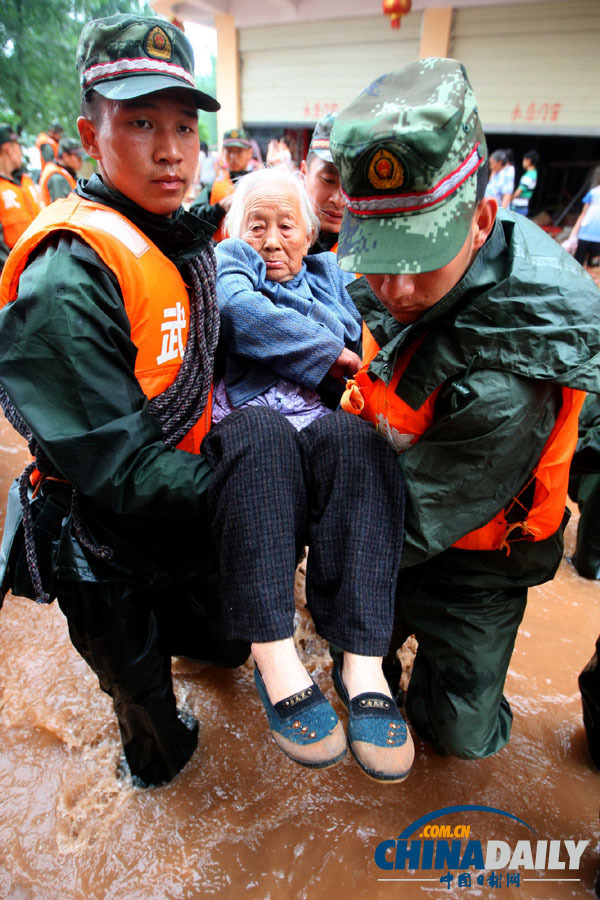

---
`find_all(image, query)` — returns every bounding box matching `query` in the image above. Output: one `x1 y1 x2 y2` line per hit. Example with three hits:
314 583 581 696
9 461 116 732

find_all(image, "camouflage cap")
77 14 220 111
331 59 487 274
222 128 252 149
59 137 84 156
0 124 19 146
308 112 337 162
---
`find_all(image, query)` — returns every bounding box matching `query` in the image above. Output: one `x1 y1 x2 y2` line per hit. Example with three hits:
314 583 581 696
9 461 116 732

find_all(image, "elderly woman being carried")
207 169 414 784
212 167 362 431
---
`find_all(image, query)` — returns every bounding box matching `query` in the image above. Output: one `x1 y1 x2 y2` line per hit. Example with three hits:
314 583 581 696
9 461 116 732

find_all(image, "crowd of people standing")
0 120 85 271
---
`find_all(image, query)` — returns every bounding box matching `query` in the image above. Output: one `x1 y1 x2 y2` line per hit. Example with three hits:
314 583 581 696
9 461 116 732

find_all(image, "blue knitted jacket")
215 238 361 406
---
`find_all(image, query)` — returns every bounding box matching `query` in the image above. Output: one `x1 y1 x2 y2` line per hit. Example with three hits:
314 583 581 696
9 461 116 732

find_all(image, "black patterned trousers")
202 407 406 657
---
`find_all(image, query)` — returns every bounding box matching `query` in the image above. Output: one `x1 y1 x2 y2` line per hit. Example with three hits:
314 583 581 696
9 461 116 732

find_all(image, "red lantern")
382 0 412 30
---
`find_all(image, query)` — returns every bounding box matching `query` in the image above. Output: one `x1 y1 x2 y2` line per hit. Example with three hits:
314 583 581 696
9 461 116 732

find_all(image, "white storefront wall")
239 0 600 135
239 13 422 127
451 0 600 136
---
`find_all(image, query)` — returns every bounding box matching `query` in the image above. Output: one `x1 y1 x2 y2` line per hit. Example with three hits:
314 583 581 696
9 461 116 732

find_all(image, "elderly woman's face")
240 181 311 282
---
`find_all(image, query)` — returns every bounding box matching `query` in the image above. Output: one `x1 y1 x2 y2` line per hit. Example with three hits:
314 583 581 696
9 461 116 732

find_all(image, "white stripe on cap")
83 56 195 88
343 144 483 217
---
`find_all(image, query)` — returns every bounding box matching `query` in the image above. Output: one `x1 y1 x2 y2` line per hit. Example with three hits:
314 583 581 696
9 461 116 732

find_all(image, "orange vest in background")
0 174 42 250
209 174 235 243
342 324 585 554
36 133 59 169
35 132 59 169
38 162 76 206
0 196 212 453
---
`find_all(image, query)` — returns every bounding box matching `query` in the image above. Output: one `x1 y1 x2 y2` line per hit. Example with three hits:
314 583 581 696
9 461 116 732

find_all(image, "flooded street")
0 414 598 900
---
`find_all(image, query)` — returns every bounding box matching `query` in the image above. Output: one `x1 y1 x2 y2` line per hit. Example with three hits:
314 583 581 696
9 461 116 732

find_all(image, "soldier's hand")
328 348 361 381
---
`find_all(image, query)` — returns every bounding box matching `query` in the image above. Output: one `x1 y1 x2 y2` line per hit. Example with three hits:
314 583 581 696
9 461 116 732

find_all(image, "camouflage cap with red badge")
222 128 252 149
76 14 220 111
330 58 487 274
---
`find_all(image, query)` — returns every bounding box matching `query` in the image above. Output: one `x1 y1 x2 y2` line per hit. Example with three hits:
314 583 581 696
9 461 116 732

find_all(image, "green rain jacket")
346 210 600 573
0 175 218 593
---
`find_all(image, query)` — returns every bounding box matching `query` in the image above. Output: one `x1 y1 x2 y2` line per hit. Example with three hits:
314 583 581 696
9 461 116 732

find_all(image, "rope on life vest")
340 380 364 415
147 247 219 446
0 242 219 603
498 519 542 556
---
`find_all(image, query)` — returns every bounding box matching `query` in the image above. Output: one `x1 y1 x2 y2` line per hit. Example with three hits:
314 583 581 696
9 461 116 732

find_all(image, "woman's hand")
328 347 361 381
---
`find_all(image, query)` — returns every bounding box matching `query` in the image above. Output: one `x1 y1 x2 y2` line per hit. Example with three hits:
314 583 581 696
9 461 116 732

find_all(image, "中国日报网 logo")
374 804 589 891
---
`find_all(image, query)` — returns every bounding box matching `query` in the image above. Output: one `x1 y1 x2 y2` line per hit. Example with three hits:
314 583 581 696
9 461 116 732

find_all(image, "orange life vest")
35 132 59 169
342 324 586 553
209 174 235 242
0 174 42 250
0 195 211 454
38 162 76 206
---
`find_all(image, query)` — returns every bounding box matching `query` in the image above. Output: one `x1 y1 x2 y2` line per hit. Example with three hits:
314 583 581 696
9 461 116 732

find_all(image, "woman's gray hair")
224 167 320 242
490 149 507 166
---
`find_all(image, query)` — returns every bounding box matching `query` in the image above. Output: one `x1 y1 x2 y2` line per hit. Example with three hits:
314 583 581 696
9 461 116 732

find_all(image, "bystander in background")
35 121 63 171
0 125 41 271
485 149 514 208
568 170 600 268
39 137 84 205
511 150 538 217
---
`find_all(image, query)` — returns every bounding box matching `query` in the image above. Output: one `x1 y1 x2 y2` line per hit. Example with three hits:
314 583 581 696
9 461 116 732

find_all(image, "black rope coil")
0 246 219 603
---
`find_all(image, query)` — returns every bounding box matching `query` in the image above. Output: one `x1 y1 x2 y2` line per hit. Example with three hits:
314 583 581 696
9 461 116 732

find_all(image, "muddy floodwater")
0 414 598 900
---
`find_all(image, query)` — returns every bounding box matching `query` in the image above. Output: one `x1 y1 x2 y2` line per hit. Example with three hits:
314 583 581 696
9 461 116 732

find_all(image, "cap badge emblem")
367 148 404 190
146 26 172 61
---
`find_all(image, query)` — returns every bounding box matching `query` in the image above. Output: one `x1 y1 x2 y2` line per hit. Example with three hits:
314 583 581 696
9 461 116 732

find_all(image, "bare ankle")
252 638 313 704
341 652 392 701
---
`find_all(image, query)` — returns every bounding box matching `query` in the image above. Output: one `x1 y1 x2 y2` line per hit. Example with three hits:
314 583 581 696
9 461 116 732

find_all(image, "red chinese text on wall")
303 101 340 120
511 101 563 123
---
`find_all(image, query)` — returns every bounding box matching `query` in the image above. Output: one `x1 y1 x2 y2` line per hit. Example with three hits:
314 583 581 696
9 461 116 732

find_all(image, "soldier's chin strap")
0 242 220 604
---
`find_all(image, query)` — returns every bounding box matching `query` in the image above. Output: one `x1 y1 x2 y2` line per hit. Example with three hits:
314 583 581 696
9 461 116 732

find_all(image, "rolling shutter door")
451 0 600 135
239 13 422 126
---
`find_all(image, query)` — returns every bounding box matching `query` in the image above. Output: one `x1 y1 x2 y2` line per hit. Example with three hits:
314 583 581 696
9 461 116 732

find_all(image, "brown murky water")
0 415 598 900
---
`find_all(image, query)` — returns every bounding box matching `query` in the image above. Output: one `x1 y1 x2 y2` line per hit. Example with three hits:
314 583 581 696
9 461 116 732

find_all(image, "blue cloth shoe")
332 655 414 783
254 666 347 769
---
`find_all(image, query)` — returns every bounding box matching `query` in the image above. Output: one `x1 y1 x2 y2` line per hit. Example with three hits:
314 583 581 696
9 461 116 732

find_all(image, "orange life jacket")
0 174 42 250
209 174 235 242
38 162 76 206
35 132 59 169
0 195 211 454
342 324 586 553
